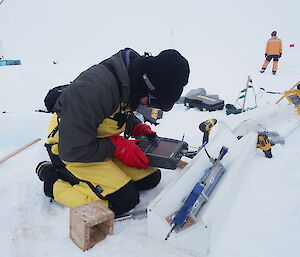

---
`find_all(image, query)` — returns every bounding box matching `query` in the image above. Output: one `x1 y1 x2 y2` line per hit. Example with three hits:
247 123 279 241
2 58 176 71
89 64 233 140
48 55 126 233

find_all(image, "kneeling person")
36 48 190 215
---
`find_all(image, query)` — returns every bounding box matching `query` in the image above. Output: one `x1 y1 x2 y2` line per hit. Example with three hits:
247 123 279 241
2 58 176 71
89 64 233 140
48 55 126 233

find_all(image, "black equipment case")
184 94 224 111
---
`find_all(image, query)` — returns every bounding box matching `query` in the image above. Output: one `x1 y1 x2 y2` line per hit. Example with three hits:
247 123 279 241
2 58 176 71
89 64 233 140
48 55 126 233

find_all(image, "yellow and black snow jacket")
52 49 141 163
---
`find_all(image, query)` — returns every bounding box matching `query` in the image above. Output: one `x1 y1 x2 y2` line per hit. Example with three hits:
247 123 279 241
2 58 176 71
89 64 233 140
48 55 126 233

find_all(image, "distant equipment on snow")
0 59 22 66
177 88 225 111
0 38 22 66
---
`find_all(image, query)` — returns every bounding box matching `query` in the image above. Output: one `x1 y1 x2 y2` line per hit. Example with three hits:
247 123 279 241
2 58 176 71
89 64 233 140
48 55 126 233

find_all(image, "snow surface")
0 0 300 256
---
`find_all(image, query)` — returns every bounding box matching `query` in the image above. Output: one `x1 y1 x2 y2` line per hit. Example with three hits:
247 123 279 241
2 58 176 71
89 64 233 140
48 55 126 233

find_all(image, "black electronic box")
184 94 224 111
136 136 188 170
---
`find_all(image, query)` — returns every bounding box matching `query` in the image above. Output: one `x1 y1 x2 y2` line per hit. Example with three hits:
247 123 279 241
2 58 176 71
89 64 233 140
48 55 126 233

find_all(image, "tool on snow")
199 119 217 144
177 118 217 165
165 146 228 240
256 132 272 158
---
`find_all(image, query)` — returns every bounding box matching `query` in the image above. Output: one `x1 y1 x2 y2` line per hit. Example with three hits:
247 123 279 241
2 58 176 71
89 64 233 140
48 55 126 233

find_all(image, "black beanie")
271 31 277 36
139 49 190 111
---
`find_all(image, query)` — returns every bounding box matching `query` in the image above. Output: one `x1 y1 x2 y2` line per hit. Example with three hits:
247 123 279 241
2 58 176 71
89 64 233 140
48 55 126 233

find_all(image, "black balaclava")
129 49 190 111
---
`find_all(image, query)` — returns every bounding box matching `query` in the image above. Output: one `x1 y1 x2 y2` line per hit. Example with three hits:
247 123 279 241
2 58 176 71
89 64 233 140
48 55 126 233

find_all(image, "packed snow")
1 0 300 256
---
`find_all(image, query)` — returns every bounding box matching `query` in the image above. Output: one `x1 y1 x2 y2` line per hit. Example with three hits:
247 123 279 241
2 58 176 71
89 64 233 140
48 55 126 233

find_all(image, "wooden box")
70 201 114 251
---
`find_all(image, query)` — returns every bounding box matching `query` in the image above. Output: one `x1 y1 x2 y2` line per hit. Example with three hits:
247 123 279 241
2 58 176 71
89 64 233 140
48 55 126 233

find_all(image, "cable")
204 147 212 159
258 123 267 131
259 87 283 95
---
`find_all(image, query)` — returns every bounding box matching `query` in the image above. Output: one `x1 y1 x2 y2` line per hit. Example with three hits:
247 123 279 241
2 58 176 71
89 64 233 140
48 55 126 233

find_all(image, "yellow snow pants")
53 157 156 208
46 113 156 208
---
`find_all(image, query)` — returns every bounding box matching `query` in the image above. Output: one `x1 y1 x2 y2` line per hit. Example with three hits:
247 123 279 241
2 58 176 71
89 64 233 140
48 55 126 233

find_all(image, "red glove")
109 136 149 169
132 123 156 138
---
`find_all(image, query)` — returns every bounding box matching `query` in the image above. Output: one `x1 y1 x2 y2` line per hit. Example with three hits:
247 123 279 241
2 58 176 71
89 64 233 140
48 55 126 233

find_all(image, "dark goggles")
148 93 158 107
143 73 175 112
147 93 174 112
143 73 160 108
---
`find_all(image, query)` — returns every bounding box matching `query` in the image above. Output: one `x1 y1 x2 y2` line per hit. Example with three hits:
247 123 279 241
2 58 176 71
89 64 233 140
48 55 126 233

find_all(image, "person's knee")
106 181 140 215
36 161 60 198
134 169 161 191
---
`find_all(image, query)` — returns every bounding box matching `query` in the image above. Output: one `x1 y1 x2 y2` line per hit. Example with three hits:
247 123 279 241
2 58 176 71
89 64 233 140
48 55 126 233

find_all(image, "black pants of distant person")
262 55 279 73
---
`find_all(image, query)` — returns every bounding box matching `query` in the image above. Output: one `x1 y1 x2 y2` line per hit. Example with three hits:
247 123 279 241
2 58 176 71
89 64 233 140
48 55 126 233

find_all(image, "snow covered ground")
1 0 300 256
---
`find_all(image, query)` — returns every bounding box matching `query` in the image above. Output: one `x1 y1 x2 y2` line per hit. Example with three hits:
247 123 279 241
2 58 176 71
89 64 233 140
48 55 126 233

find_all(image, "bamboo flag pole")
0 138 41 163
242 75 251 112
275 80 300 104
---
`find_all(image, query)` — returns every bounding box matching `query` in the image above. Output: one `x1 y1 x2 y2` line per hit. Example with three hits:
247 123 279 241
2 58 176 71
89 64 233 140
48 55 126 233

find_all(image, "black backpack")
44 84 69 113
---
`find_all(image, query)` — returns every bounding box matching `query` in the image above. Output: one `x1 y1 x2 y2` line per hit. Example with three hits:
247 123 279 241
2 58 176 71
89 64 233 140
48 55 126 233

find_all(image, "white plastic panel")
147 104 298 256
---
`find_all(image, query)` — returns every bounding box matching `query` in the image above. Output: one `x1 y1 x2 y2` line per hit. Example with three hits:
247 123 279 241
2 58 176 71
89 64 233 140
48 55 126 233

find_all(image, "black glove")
279 53 282 58
265 54 268 58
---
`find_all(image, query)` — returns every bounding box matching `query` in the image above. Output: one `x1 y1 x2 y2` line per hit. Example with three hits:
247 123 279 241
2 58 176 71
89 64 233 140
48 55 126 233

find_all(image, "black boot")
260 68 266 73
272 70 276 75
35 161 60 198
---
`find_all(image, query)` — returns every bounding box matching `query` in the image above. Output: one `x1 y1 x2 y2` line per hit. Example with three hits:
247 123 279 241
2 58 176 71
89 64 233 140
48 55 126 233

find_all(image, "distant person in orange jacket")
260 31 282 75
